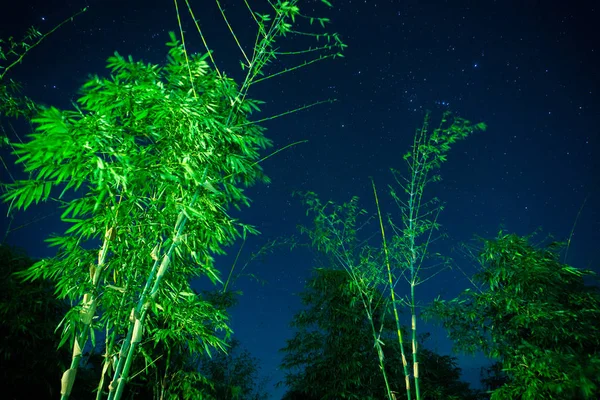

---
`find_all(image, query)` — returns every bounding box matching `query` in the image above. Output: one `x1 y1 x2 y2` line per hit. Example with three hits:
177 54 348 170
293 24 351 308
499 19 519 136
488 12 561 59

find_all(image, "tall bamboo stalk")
107 188 200 400
372 179 412 400
60 223 115 399
375 112 485 399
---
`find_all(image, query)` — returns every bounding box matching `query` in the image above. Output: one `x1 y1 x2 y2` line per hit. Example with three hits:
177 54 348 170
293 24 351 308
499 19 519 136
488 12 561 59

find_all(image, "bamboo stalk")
107 188 199 400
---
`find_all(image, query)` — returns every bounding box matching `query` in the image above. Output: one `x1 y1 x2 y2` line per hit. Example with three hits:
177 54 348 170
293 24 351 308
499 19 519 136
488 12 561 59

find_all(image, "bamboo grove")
2 1 599 399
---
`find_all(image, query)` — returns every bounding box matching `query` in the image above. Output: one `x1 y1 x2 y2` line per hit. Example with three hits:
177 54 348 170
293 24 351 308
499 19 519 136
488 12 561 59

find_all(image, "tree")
197 339 268 400
279 268 389 400
0 244 101 400
426 232 600 399
1 1 345 398
0 244 68 399
279 267 481 400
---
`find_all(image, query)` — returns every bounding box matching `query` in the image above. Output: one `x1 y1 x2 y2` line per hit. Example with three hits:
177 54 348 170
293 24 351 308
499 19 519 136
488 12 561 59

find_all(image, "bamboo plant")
0 7 88 122
381 111 486 399
297 192 399 399
298 111 486 400
2 1 345 399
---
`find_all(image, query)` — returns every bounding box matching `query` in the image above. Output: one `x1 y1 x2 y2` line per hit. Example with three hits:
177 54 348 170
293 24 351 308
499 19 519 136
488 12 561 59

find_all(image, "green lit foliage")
121 313 268 399
4 34 251 399
426 232 600 399
99 285 266 399
294 111 486 400
279 268 482 400
0 27 45 120
1 0 345 398
294 191 396 397
383 111 486 400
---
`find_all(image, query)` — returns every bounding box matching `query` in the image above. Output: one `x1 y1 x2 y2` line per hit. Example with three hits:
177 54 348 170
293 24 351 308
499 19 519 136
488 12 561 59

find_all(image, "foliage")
387 111 488 291
196 338 269 400
0 244 102 399
122 336 266 400
279 267 388 400
294 111 486 400
115 288 266 400
279 267 481 400
0 244 68 398
417 345 484 400
3 32 262 398
425 232 600 399
1 1 345 397
0 8 88 121
385 111 486 399
116 291 229 400
294 191 398 396
0 26 45 120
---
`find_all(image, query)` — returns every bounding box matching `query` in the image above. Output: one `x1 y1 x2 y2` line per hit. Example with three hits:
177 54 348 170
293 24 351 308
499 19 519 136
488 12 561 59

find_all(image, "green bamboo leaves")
426 233 600 399
3 35 266 399
3 1 346 398
297 111 486 400
386 111 485 400
0 8 87 122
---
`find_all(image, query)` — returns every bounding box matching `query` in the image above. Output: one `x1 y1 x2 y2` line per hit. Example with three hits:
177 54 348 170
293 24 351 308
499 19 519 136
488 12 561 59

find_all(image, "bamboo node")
109 377 123 391
89 263 96 281
157 256 170 278
150 243 160 261
132 318 143 343
61 368 76 395
73 338 82 357
101 358 111 376
80 294 96 325
106 227 116 241
129 308 136 323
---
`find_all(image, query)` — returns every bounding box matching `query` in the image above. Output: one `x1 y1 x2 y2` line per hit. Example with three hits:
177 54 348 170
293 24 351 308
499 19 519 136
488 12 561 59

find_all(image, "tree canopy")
279 267 481 400
426 232 600 399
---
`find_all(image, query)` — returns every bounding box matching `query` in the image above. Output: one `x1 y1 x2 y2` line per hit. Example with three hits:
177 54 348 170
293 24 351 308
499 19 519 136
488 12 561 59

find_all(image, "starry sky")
1 0 598 398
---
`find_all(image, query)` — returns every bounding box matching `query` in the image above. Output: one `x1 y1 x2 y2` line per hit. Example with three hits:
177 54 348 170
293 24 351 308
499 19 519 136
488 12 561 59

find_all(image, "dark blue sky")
1 0 598 398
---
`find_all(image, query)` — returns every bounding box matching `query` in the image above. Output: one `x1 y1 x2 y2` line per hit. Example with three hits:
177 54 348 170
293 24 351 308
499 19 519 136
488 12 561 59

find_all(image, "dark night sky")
1 0 598 398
